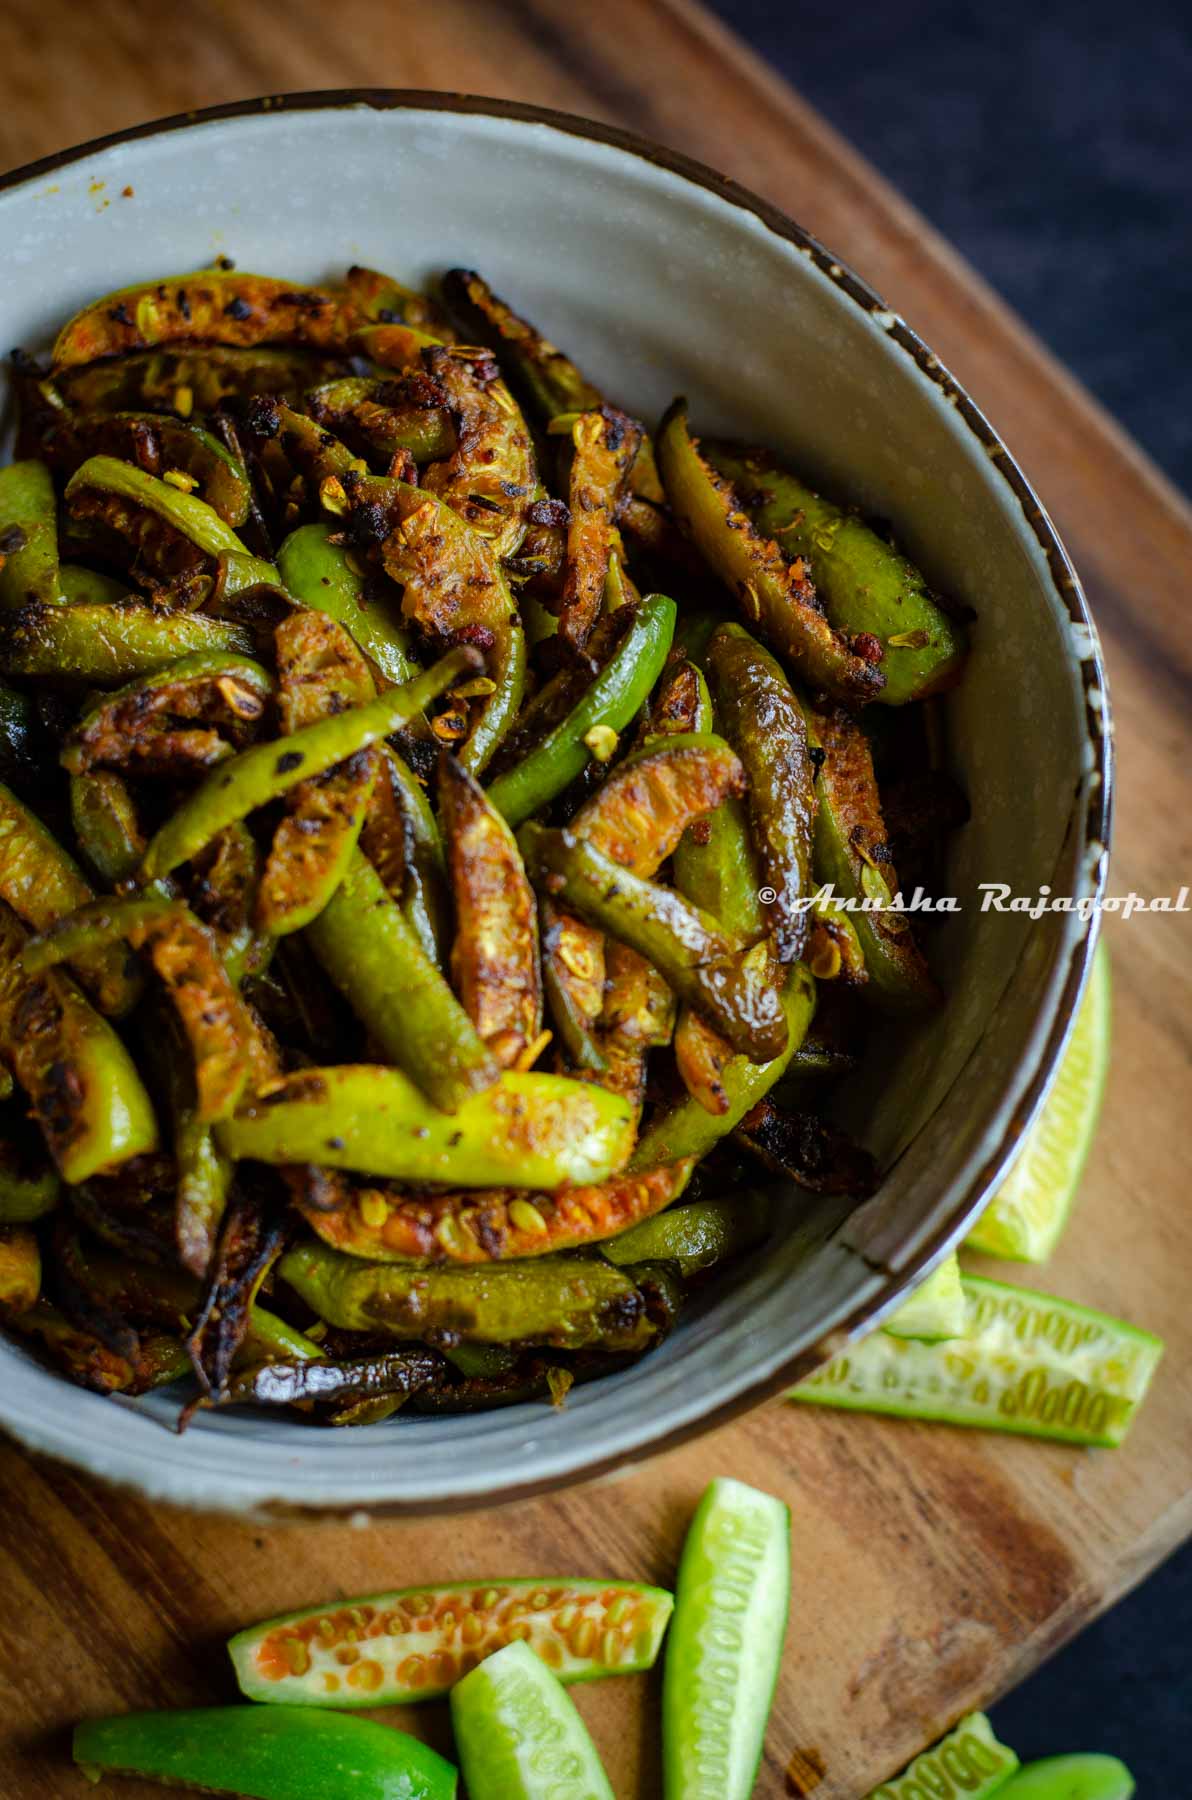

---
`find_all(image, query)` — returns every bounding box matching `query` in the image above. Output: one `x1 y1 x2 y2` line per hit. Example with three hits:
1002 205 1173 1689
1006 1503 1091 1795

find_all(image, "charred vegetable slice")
421 344 536 560
257 611 378 937
39 410 252 526
279 1239 656 1351
812 702 940 1010
231 1575 674 1706
438 753 542 1067
0 901 158 1181
657 400 884 703
708 622 817 964
557 407 642 653
53 272 353 368
0 460 59 607
140 647 479 881
0 783 140 1016
604 1191 772 1277
22 896 264 1122
0 1225 41 1316
0 599 256 684
63 652 273 780
735 1096 879 1196
219 1065 636 1190
707 442 968 703
295 1159 691 1265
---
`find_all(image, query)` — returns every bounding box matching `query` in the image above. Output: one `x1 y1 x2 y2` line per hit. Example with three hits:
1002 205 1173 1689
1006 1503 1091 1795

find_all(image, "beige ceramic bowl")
0 93 1110 1514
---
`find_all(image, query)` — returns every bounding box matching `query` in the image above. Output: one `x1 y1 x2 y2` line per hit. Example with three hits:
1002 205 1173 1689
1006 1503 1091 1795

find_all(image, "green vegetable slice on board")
881 1253 968 1342
994 1752 1135 1800
966 942 1110 1261
230 1577 673 1706
72 1705 457 1799
662 1476 790 1800
793 1272 1163 1446
865 1710 1019 1800
451 1639 613 1800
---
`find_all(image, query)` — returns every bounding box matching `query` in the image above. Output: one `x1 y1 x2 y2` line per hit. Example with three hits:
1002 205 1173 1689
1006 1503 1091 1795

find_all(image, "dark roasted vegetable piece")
305 850 498 1112
540 896 607 1073
218 1065 636 1190
360 745 449 962
812 702 941 1010
51 344 355 415
734 1096 879 1196
706 442 968 703
0 782 140 1016
630 966 816 1169
421 343 537 560
139 646 480 881
0 460 59 607
707 622 818 963
486 593 677 825
186 1186 286 1402
345 262 456 338
11 1301 189 1395
520 822 787 1063
63 652 273 779
21 896 265 1122
37 410 252 526
64 455 257 588
438 753 542 1068
657 400 884 703
293 1158 692 1265
0 901 159 1181
279 1238 657 1351
556 407 642 653
228 1344 439 1411
0 1225 40 1316
305 372 456 466
52 272 355 368
0 1110 60 1222
0 598 256 684
257 611 378 936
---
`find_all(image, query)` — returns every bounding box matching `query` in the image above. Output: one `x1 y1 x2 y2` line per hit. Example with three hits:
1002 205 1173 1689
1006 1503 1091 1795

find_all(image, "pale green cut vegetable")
865 1710 1019 1799
882 1253 968 1343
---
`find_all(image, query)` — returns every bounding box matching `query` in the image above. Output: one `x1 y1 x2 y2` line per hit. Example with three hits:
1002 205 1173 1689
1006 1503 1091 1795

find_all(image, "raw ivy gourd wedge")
230 1577 673 1706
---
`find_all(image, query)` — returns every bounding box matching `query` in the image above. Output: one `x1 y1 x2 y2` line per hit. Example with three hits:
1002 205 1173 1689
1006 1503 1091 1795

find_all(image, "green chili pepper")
0 460 59 608
707 622 818 963
64 454 253 562
0 598 256 684
306 850 498 1111
0 782 141 1016
165 1023 234 1279
519 822 787 1063
667 665 766 947
630 967 815 1168
381 748 449 962
139 646 480 881
486 592 676 825
39 411 252 526
706 442 968 703
213 551 284 600
0 901 159 1182
603 1191 772 1276
0 1116 60 1222
218 1064 636 1190
812 702 940 1010
657 401 885 703
72 1706 457 1800
279 1239 655 1352
275 523 418 685
57 563 128 605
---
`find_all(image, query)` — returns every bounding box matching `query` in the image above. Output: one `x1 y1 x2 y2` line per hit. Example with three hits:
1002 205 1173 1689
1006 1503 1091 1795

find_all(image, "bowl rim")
0 88 1113 1516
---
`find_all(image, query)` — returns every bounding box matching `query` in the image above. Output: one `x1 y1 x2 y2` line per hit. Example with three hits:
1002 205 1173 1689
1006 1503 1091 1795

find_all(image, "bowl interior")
0 98 1107 1511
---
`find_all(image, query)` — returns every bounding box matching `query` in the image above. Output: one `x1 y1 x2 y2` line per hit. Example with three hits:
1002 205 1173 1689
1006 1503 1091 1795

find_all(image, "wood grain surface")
1 4 1190 1796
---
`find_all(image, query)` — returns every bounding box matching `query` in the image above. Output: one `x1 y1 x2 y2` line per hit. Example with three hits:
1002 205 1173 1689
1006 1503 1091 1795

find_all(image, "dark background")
706 0 1192 1788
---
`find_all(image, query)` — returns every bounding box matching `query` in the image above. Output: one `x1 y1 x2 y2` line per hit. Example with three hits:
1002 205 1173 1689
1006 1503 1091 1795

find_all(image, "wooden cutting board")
1 4 1190 1795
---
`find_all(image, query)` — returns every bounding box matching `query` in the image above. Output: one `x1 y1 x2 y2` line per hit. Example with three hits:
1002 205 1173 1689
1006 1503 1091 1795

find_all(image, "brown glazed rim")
0 90 1113 1519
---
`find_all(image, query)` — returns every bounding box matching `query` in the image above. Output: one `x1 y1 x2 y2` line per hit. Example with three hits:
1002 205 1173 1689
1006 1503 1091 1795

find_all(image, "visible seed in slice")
451 1639 614 1800
864 1710 1019 1799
